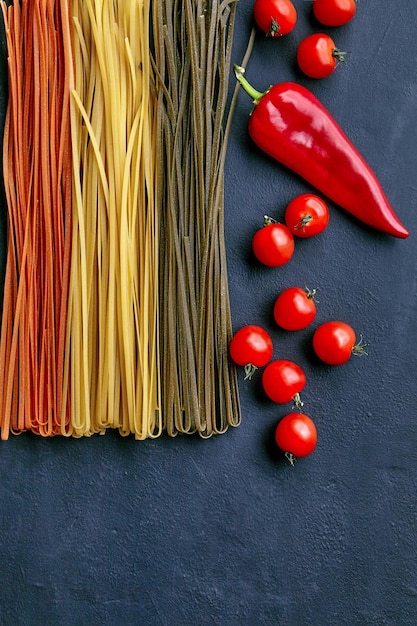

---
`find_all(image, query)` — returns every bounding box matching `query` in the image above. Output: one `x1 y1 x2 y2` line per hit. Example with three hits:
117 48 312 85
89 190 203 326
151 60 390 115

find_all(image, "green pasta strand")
153 0 243 437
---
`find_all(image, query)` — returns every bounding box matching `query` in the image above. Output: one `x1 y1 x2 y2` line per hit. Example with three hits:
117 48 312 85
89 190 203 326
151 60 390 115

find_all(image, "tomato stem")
263 215 277 226
294 215 313 231
267 18 280 38
332 48 349 63
305 287 318 301
285 452 296 465
244 363 258 380
352 334 369 357
293 392 304 409
234 65 268 104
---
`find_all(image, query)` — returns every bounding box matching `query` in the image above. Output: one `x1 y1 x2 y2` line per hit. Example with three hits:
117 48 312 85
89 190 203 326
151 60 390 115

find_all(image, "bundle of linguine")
0 0 242 440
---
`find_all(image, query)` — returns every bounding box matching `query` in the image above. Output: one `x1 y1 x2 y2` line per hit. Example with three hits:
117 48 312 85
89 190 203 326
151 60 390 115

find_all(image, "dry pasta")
0 0 251 440
66 0 161 438
0 0 73 439
152 0 244 437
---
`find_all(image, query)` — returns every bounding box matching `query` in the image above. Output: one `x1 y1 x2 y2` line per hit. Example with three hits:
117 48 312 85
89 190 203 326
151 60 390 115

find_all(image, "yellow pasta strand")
65 0 161 438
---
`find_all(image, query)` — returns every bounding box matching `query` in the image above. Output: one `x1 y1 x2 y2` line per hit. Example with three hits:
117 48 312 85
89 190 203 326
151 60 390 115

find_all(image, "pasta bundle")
0 0 243 440
153 0 241 436
0 0 73 439
66 0 161 438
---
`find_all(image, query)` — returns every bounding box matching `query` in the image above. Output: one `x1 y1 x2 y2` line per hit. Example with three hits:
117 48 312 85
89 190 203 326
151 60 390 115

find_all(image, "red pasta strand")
0 0 73 439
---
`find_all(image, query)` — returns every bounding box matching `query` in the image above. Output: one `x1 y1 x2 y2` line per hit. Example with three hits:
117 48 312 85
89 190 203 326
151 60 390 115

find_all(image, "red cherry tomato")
275 413 317 461
262 359 306 404
313 320 361 365
230 325 273 378
252 219 294 267
253 0 297 37
274 287 317 331
297 33 346 79
313 0 356 27
284 194 330 238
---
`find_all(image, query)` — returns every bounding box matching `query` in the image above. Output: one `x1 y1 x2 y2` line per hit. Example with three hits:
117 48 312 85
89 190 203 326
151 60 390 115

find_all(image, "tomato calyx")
352 334 369 357
305 287 318 301
332 47 349 64
294 214 313 231
263 214 277 226
292 392 303 409
285 452 297 465
267 18 280 37
244 363 258 380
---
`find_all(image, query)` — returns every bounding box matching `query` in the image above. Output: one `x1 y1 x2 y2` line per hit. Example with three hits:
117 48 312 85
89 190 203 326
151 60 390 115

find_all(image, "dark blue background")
1 2 417 625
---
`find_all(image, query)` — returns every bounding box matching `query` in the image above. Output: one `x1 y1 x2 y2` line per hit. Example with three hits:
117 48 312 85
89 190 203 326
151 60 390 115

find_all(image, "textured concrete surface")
0 2 416 625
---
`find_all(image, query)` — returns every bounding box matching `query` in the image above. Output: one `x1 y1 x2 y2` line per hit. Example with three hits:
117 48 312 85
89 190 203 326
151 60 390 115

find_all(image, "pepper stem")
233 64 266 104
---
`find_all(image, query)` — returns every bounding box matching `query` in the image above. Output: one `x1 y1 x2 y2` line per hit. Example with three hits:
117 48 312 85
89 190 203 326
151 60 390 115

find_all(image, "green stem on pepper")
234 64 268 104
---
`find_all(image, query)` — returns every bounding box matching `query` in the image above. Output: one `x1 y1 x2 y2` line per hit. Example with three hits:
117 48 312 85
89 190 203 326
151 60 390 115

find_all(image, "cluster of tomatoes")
229 0 365 463
252 193 329 267
253 0 356 78
229 191 367 463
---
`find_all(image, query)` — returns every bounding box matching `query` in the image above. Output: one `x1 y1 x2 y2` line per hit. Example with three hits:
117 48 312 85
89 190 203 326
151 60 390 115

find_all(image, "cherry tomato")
284 194 330 238
297 33 346 79
273 287 317 331
275 413 317 461
252 218 294 267
230 325 273 378
313 0 356 27
253 0 297 38
313 320 359 365
262 359 306 404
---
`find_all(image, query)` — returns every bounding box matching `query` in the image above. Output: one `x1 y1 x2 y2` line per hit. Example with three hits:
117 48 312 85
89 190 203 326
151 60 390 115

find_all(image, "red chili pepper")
234 65 409 239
